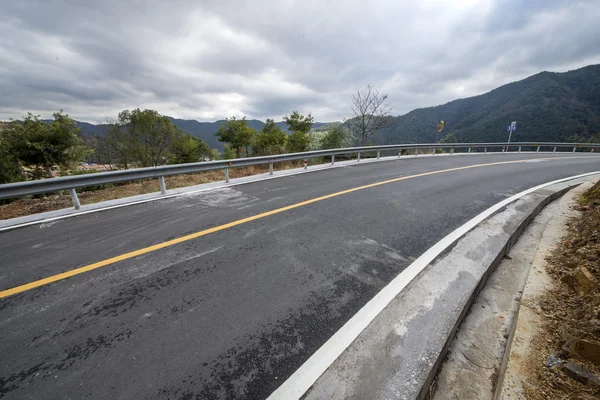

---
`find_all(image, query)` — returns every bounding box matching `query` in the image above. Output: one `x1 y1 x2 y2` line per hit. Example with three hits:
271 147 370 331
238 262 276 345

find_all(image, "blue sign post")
507 121 517 143
503 121 517 152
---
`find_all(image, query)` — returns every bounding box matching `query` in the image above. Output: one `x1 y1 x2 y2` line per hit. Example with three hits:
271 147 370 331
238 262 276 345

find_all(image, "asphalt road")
1 153 599 399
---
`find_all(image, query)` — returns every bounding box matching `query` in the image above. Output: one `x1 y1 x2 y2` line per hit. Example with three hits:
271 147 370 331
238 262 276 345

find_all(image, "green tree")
254 119 287 155
0 130 22 184
223 143 236 159
169 132 206 164
568 134 589 144
237 125 256 157
92 137 116 170
440 132 461 143
320 125 349 149
570 132 600 151
102 122 132 169
4 111 91 178
117 109 178 167
438 132 461 154
283 111 314 133
283 111 314 153
287 131 311 153
207 148 221 160
99 113 213 167
215 117 256 158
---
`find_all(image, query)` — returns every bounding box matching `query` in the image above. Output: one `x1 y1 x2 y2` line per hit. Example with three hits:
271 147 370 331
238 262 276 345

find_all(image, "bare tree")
347 85 392 145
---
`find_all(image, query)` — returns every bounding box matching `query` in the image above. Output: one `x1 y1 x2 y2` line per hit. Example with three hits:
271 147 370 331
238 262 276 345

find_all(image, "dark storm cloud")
1 0 599 123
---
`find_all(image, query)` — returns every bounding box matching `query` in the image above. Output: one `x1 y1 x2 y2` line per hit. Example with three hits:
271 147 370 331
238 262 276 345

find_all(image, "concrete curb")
419 183 576 399
431 197 562 399
494 276 527 400
493 182 594 399
300 178 588 400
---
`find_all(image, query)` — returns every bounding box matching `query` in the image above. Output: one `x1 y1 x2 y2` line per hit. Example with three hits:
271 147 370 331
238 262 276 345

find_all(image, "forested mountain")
73 121 112 136
369 64 600 145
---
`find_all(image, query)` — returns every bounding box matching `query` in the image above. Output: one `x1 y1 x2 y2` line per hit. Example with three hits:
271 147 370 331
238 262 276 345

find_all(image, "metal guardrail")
0 142 598 209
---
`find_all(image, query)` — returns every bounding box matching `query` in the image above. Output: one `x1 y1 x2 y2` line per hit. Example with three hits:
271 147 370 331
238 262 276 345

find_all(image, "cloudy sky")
2 0 600 123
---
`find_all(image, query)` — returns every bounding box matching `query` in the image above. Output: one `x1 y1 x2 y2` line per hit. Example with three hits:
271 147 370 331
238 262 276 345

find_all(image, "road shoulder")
499 181 600 399
294 176 596 400
432 181 594 400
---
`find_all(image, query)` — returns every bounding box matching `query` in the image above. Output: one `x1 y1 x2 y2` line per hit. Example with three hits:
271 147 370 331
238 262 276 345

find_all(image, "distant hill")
36 120 112 136
75 121 111 136
75 117 327 150
370 64 600 145
166 118 328 150
39 64 600 148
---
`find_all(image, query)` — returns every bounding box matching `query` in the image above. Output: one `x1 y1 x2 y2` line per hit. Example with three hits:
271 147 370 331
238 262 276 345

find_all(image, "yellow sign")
436 120 446 133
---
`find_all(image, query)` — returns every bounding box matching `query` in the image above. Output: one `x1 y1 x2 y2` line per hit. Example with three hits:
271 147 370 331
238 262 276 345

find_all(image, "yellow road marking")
0 156 591 299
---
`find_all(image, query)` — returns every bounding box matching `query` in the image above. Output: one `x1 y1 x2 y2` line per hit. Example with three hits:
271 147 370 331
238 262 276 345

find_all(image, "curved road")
1 153 599 399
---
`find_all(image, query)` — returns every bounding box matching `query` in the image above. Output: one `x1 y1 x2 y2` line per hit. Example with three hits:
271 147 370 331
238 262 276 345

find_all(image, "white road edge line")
0 152 592 233
267 170 600 400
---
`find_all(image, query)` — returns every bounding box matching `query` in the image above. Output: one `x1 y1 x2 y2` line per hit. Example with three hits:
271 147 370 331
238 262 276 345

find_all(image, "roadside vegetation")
0 85 392 184
522 181 600 399
0 165 300 219
0 85 396 218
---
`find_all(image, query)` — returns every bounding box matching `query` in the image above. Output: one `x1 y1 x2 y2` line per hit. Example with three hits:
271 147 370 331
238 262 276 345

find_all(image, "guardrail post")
224 168 230 183
377 150 380 159
331 155 335 165
573 146 577 153
414 148 418 156
304 160 308 169
269 162 274 175
537 146 540 152
159 176 167 195
357 152 361 162
68 188 81 210
553 146 557 152
518 146 522 152
484 147 487 153
468 147 471 153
